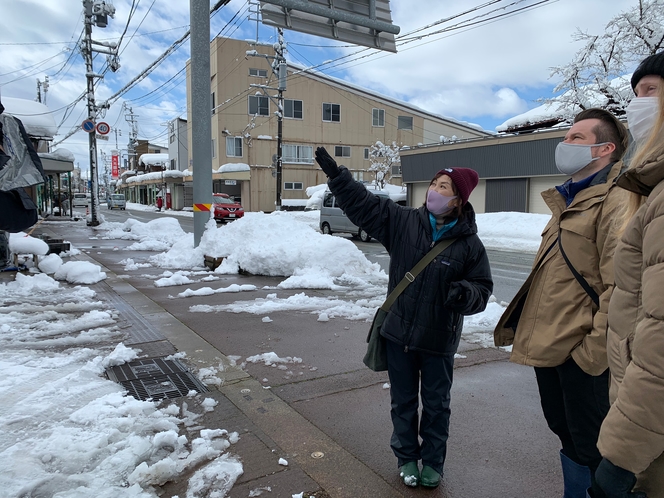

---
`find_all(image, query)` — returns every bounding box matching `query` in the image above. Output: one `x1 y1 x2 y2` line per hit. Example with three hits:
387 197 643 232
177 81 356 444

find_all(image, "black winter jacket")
329 167 493 355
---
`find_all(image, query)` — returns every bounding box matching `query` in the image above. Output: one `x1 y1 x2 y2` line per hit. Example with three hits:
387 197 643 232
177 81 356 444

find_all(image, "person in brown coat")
594 51 664 498
494 108 629 497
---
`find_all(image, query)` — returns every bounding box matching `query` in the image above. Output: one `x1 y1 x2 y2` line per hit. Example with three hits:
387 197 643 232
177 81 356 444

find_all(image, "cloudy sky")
1 0 636 173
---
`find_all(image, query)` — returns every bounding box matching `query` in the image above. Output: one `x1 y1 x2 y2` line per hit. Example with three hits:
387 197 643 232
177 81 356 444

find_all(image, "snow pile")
8 232 49 255
153 213 388 290
54 260 107 284
476 212 549 253
104 217 190 252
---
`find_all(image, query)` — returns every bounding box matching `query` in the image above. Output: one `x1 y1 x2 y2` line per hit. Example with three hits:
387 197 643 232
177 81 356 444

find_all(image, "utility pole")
124 103 138 171
247 29 287 210
190 0 213 247
81 0 118 226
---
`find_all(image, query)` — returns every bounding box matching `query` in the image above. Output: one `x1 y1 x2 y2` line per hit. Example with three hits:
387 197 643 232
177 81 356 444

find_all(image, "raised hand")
314 147 340 179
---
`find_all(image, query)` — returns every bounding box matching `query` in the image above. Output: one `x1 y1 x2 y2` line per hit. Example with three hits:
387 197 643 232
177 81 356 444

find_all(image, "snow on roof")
217 163 250 173
2 96 58 138
138 153 169 166
38 148 75 162
126 170 187 184
496 74 633 132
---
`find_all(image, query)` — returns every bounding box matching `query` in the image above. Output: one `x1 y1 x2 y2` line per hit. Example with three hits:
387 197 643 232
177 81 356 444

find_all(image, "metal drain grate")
106 357 208 401
106 357 189 382
120 372 209 401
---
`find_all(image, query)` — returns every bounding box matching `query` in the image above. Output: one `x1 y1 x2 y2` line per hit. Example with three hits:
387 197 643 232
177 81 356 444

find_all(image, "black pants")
534 357 610 472
386 339 455 474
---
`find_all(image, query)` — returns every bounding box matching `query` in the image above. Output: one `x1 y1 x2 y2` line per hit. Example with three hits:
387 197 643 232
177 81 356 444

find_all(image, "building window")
249 68 268 77
211 138 216 158
398 116 413 130
353 171 364 181
211 92 215 115
282 144 313 164
284 99 303 119
392 164 402 176
284 182 303 190
249 95 269 116
334 146 351 157
226 136 242 157
364 147 370 160
372 108 385 127
170 134 175 144
322 103 340 122
170 158 176 170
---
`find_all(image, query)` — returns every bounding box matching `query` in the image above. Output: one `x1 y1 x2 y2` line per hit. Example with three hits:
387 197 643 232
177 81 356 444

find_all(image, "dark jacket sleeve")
444 236 493 316
327 167 404 252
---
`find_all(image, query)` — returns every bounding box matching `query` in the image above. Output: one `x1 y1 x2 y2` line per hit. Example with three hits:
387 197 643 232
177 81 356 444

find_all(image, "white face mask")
554 142 609 176
626 97 659 143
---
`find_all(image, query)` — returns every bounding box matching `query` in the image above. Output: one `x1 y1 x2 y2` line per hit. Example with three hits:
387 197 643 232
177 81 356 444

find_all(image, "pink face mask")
426 189 457 216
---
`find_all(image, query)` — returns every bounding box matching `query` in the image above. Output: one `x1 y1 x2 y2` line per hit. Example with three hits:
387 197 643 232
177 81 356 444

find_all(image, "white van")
319 190 389 242
107 194 126 210
72 193 90 208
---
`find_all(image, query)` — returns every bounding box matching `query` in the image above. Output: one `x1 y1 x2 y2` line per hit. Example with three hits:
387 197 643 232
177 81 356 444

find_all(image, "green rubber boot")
400 462 420 487
421 465 441 488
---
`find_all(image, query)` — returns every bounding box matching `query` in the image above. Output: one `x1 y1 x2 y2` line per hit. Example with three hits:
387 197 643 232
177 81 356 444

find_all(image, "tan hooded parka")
494 161 623 375
597 153 664 495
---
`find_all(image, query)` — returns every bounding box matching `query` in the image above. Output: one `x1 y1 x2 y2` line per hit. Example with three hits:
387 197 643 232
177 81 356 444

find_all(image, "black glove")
594 458 647 498
444 282 468 311
314 147 340 179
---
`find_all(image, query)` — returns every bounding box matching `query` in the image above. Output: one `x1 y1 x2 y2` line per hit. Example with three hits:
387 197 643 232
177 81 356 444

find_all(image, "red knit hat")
435 167 479 205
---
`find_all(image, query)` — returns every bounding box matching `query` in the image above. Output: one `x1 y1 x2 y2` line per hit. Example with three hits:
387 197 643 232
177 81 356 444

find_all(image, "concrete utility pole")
190 0 213 247
81 0 118 226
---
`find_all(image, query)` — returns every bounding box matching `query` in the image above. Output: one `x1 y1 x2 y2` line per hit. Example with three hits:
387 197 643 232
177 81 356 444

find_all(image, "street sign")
82 119 95 133
111 153 119 179
96 122 110 135
96 134 109 141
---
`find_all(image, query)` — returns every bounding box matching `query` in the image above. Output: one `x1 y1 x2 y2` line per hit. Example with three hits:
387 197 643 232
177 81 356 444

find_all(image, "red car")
212 194 244 222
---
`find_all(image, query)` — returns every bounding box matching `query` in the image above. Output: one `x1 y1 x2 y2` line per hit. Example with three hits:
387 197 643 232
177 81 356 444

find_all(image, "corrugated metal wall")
401 135 563 183
485 178 528 212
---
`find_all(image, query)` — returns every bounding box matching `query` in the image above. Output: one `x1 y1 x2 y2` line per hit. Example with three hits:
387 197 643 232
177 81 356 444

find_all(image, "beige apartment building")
185 36 489 212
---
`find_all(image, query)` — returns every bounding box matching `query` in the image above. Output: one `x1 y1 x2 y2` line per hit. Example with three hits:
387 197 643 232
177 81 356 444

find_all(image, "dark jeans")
386 339 455 474
534 357 610 472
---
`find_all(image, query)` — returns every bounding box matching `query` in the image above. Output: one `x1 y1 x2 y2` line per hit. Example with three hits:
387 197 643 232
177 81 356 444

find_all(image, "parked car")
107 194 126 210
212 193 244 222
72 193 90 208
319 189 390 242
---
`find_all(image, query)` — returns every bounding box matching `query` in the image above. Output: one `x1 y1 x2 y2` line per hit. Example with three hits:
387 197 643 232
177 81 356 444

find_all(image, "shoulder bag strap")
380 238 457 311
558 231 600 306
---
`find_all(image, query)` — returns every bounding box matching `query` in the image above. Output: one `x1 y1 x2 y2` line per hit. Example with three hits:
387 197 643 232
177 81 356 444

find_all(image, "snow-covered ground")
0 208 548 497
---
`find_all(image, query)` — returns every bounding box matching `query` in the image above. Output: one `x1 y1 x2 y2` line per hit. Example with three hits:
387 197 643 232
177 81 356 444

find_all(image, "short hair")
573 108 629 162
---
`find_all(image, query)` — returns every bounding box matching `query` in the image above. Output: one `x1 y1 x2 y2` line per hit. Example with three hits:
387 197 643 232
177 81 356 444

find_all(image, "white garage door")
529 176 565 214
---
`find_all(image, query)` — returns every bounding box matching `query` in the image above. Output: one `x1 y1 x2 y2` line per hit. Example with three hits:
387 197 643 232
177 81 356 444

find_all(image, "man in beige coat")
494 108 628 497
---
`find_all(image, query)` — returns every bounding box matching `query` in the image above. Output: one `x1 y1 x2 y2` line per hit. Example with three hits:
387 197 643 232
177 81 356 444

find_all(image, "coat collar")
617 153 664 196
543 161 623 217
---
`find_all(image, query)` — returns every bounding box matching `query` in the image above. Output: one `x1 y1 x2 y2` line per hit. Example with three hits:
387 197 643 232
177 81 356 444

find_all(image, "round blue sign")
82 119 95 133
